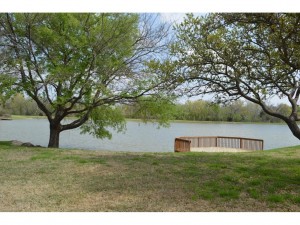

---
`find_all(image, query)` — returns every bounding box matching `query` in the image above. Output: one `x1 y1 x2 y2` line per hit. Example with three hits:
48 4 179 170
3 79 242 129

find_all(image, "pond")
0 119 299 152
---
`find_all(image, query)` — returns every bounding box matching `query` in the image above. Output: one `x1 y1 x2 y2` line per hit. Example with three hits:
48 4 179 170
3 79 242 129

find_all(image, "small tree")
169 13 300 140
0 13 171 147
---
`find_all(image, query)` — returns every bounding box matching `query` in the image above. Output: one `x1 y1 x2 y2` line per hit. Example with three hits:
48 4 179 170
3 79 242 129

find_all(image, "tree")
0 13 171 147
7 93 26 115
123 96 176 123
169 13 300 140
241 102 261 122
221 100 246 122
5 93 41 116
184 100 209 121
0 48 16 108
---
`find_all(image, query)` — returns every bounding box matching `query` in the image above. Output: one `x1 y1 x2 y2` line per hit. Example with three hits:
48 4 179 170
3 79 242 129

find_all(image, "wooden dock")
174 136 264 152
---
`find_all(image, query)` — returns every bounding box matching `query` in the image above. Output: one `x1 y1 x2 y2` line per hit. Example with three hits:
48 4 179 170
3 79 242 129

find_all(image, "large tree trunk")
46 112 90 148
48 123 61 148
285 119 300 140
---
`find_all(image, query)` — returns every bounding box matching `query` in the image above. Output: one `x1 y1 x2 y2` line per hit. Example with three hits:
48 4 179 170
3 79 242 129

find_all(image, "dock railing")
174 138 191 152
174 136 263 152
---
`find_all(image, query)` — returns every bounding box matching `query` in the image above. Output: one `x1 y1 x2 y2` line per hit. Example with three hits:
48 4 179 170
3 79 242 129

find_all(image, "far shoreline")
9 114 287 125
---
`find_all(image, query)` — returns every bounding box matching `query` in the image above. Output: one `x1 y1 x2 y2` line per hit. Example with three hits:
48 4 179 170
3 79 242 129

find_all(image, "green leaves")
80 106 126 139
0 13 173 146
0 74 17 106
171 13 300 102
167 13 300 139
130 96 176 127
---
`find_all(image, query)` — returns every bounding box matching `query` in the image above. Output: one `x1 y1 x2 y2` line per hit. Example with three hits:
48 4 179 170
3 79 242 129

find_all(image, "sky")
159 13 207 24
1 0 300 12
159 13 187 24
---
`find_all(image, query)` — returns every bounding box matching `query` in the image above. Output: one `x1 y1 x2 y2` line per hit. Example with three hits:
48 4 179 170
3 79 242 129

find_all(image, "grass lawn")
0 141 299 212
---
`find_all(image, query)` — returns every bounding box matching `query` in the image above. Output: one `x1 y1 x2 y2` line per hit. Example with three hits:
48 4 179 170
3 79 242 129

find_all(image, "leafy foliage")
0 74 17 106
130 96 176 127
168 13 300 139
80 106 126 139
0 13 171 147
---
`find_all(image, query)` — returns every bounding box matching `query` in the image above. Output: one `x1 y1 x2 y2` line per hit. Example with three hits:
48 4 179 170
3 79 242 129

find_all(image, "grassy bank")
0 142 299 211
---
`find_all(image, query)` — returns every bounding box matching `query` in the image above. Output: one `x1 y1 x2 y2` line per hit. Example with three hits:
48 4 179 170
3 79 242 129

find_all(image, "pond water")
0 119 299 152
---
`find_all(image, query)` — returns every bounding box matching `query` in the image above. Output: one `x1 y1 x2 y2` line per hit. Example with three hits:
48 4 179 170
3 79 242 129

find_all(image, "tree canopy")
168 13 300 140
0 13 172 147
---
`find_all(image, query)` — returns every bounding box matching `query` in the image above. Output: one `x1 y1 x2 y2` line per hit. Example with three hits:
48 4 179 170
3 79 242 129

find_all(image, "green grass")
0 142 299 211
11 115 47 120
11 115 286 125
0 141 12 146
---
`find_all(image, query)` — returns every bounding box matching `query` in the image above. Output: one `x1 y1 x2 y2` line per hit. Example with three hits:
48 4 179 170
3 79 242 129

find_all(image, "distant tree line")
0 93 44 116
120 99 291 123
0 94 291 123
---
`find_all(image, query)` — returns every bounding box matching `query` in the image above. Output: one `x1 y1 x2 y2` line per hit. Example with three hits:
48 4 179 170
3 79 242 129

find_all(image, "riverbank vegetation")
1 93 291 123
0 141 299 211
122 99 291 123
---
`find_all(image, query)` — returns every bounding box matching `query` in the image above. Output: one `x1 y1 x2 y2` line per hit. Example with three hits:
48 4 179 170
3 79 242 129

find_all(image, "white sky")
1 0 300 12
159 13 207 25
159 13 188 24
